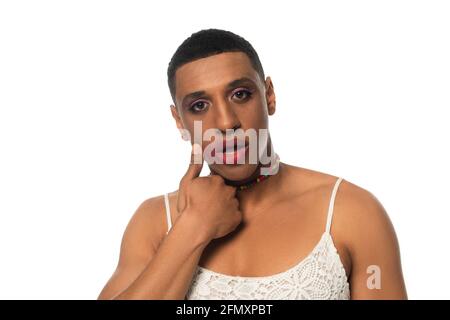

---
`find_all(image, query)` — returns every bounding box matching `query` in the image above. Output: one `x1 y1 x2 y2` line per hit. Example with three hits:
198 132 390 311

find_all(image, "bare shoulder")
97 194 168 299
284 167 341 214
332 178 398 256
320 174 407 298
282 165 403 278
280 163 345 200
285 164 395 248
119 194 169 262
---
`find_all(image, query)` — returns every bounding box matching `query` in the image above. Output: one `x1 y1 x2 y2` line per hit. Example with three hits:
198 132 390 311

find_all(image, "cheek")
241 100 269 129
182 118 215 143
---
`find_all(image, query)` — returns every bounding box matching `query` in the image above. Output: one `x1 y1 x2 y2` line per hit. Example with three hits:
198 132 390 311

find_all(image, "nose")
214 100 241 135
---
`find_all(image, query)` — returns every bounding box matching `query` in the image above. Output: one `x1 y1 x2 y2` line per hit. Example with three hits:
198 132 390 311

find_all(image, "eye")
189 100 209 113
232 89 253 101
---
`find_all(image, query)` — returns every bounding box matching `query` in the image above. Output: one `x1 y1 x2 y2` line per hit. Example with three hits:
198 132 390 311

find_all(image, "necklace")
236 153 281 191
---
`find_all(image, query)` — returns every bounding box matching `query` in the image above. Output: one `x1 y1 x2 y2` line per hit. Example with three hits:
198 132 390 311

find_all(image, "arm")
97 198 210 300
337 181 408 299
98 143 241 300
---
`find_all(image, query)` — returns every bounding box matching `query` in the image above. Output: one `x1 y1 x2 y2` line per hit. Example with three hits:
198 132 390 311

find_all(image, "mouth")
212 137 249 165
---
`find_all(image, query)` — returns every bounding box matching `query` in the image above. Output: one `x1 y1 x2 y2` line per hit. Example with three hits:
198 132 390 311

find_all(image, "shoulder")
321 177 406 298
118 194 169 265
283 164 400 266
97 194 170 299
332 178 397 256
329 176 405 296
285 164 394 245
280 163 346 201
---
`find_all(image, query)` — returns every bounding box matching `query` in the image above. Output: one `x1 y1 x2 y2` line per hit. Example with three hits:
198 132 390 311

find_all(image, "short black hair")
167 28 265 103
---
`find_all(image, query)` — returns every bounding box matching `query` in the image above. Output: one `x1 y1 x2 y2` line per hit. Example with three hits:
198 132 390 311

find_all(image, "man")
98 28 407 300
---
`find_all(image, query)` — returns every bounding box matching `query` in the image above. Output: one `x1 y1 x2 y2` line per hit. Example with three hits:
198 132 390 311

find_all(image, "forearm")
112 213 209 300
159 217 211 299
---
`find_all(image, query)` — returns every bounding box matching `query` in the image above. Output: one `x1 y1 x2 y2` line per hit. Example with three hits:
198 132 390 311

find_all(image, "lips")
221 137 247 153
211 137 248 164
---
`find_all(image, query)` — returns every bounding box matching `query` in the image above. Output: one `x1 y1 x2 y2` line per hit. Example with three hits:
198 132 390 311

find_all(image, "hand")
177 143 242 242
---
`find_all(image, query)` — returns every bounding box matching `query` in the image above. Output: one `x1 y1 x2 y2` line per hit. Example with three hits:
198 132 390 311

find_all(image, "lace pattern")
186 232 350 300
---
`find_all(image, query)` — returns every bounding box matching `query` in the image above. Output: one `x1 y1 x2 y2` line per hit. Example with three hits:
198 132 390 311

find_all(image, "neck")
223 154 279 188
208 161 285 221
208 140 285 218
236 160 285 221
230 154 285 218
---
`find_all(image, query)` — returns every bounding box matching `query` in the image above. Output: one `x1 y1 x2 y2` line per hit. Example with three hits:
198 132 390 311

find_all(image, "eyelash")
188 89 253 113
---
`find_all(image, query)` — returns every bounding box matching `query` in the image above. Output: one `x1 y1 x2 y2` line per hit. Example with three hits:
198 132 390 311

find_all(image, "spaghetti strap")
325 177 344 234
164 193 172 234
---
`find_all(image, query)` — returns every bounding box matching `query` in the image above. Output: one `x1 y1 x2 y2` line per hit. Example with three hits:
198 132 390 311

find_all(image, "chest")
197 203 329 277
187 231 351 300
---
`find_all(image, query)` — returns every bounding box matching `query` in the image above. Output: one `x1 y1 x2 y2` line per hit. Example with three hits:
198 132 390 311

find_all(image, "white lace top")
163 177 350 300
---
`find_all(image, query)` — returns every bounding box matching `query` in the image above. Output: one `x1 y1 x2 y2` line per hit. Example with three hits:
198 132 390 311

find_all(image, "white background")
0 0 449 299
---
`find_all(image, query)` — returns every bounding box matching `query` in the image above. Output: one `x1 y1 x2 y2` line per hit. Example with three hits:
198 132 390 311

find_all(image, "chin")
209 163 259 182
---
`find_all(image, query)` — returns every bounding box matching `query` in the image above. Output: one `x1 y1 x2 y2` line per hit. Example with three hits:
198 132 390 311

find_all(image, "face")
170 51 276 181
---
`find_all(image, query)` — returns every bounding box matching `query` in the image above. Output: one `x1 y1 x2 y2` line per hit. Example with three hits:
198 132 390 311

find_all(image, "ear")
170 104 181 126
265 76 276 116
170 104 190 141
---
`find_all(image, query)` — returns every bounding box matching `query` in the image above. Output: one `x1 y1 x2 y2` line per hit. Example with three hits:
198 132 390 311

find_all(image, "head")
167 28 276 182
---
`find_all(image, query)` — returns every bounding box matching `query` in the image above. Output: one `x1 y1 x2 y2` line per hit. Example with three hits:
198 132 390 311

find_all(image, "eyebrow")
181 77 256 107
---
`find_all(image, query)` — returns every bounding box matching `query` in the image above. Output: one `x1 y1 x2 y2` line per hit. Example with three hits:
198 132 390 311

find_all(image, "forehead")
174 51 261 104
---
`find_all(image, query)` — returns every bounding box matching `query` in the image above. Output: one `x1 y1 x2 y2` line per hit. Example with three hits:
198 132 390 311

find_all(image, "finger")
178 143 204 212
184 143 204 181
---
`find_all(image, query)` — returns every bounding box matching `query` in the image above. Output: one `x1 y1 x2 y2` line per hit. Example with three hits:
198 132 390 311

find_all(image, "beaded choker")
236 153 281 190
